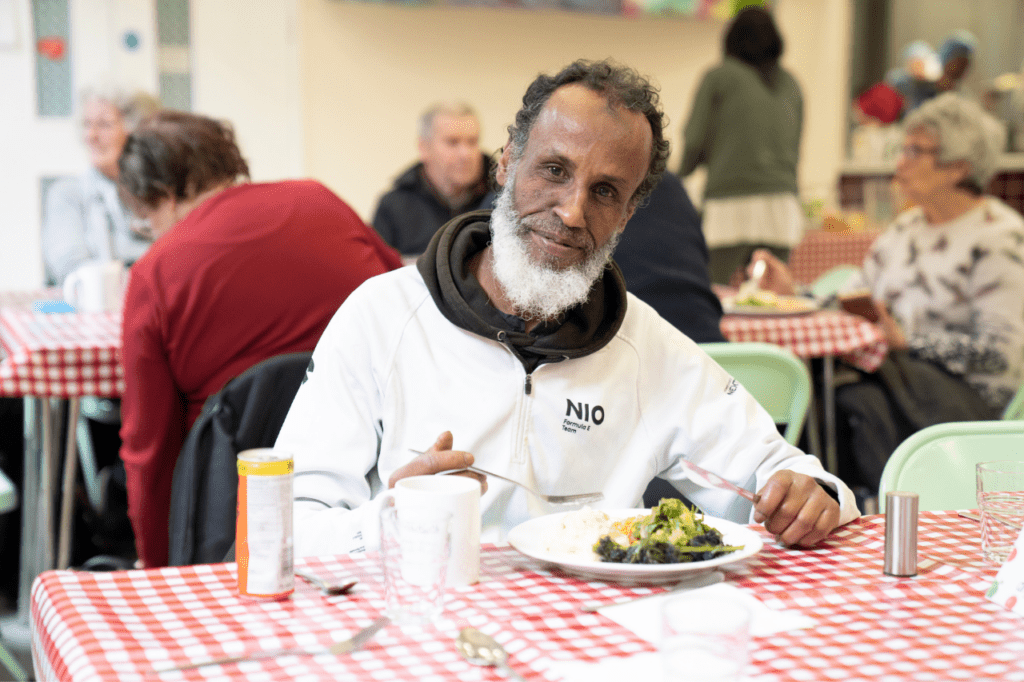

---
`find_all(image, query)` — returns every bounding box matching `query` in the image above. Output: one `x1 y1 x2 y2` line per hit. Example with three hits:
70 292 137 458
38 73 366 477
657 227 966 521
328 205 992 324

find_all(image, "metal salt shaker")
884 491 919 576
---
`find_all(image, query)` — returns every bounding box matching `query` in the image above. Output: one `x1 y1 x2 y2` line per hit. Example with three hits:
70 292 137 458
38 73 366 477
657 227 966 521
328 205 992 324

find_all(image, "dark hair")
118 110 250 210
506 59 670 205
724 7 784 86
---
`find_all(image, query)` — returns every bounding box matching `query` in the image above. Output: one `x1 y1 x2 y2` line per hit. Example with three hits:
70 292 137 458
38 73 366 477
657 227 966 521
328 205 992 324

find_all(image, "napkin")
597 581 813 641
986 526 1024 616
547 583 813 682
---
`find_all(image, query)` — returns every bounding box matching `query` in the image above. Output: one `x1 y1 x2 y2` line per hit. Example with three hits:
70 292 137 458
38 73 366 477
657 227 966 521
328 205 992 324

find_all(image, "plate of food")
506 499 763 584
722 290 818 316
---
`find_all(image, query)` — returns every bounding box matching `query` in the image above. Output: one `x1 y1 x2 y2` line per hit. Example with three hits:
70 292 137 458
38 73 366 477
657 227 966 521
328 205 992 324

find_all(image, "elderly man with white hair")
42 84 161 284
754 93 1024 496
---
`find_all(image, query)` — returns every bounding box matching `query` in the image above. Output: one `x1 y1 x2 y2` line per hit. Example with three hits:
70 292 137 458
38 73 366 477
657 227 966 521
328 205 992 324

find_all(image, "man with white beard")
276 60 859 558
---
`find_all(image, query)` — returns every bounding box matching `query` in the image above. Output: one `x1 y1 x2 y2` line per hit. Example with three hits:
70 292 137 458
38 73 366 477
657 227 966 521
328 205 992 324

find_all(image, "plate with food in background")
506 499 763 584
722 290 819 316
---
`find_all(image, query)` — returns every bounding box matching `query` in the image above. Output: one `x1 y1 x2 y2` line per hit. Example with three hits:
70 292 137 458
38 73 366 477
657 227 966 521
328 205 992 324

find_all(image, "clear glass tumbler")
976 460 1024 565
380 503 451 625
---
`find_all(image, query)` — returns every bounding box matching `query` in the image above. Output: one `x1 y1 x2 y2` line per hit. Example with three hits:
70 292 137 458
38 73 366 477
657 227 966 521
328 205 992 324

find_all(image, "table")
721 309 888 476
0 293 123 649
787 228 881 286
29 511 1023 681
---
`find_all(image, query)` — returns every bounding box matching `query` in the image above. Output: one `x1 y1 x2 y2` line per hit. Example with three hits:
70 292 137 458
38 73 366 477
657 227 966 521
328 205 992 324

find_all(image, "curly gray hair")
80 84 161 132
903 92 1007 193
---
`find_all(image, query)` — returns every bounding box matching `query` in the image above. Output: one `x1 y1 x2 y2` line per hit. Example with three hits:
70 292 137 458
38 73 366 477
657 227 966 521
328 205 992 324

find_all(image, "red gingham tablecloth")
30 511 1023 681
0 308 123 399
788 229 881 285
722 310 889 373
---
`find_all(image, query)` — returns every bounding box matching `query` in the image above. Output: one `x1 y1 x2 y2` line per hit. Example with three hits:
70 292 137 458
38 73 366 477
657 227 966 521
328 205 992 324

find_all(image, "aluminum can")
236 448 294 599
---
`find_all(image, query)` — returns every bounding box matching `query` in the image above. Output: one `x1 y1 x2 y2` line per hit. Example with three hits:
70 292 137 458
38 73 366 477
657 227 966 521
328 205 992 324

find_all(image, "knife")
677 459 761 504
151 615 390 672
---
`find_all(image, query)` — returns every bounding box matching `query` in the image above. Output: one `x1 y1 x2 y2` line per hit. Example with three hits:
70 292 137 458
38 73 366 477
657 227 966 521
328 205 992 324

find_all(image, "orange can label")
236 449 294 600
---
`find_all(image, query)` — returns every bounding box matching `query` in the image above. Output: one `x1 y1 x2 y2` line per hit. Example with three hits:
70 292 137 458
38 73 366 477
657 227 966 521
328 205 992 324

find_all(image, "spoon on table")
294 569 358 596
456 627 527 682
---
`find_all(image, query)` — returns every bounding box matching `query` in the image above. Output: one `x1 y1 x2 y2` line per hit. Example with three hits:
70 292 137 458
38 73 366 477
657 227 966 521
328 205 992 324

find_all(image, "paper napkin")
596 581 815 642
986 526 1024 616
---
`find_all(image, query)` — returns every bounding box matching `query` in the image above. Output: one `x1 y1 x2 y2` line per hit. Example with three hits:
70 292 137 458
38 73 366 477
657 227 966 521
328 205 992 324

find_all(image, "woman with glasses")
42 85 161 285
753 93 1024 498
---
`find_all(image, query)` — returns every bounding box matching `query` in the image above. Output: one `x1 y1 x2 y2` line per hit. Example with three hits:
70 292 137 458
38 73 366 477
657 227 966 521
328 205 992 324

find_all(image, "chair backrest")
809 264 862 300
1002 384 1024 420
878 420 1024 512
167 351 313 566
699 342 811 445
0 469 17 514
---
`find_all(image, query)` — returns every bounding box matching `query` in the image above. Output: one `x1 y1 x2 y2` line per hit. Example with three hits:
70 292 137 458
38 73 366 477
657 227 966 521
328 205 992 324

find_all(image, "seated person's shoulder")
45 175 86 206
618 293 703 350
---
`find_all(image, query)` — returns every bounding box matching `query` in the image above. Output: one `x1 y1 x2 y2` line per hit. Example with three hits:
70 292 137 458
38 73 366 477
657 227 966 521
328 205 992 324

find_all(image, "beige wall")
192 0 305 182
298 0 852 221
0 0 852 290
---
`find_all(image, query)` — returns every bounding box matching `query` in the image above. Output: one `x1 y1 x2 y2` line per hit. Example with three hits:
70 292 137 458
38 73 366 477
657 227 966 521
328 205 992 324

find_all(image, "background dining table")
0 289 123 651
29 510 1022 681
720 306 888 479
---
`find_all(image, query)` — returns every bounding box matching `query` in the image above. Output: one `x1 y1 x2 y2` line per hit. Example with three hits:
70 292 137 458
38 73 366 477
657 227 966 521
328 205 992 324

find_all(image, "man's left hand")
753 470 841 547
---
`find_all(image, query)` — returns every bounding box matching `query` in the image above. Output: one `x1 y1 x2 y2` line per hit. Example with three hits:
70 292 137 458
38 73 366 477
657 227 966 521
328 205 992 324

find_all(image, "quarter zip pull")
524 374 532 395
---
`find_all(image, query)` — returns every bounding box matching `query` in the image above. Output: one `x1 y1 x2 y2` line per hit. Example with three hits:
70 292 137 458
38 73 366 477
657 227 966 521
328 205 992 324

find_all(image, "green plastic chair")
878 420 1024 512
809 264 861 299
699 342 812 446
1002 385 1024 420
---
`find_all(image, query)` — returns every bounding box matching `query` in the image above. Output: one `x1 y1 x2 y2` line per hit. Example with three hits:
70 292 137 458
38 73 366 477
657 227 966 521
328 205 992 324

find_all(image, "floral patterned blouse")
854 198 1024 409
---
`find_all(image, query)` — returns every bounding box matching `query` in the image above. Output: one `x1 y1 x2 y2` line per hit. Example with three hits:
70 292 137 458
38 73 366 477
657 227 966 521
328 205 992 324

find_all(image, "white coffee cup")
63 260 127 313
384 475 481 587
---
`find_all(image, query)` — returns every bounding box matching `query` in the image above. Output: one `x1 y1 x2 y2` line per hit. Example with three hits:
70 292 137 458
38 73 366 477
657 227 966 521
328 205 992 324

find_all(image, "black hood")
417 210 627 369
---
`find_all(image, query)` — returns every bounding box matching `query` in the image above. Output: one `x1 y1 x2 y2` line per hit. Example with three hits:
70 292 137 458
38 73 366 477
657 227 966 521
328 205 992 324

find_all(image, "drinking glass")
661 592 751 682
380 502 451 625
976 460 1024 565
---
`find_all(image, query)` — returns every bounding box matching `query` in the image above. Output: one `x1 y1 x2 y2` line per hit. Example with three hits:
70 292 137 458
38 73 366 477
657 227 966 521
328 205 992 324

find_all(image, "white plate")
507 509 763 585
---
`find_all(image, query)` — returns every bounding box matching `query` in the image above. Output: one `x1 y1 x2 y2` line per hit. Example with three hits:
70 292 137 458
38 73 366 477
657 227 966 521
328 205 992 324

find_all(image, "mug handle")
62 271 83 310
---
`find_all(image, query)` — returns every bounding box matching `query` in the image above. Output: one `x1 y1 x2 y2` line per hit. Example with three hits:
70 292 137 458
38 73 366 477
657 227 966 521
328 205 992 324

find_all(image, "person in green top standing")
679 6 803 285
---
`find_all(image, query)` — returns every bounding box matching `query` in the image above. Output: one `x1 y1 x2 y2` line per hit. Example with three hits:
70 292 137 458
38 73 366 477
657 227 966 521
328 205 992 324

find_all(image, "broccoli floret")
594 536 628 563
595 499 739 565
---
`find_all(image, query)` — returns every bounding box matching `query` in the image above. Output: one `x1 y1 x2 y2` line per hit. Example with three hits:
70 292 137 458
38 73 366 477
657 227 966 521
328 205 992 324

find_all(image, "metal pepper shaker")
884 491 919 576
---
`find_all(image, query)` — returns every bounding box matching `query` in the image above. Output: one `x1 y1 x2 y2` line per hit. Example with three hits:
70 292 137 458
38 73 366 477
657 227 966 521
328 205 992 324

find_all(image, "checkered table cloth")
0 307 123 399
788 229 881 285
30 511 1022 681
721 309 889 373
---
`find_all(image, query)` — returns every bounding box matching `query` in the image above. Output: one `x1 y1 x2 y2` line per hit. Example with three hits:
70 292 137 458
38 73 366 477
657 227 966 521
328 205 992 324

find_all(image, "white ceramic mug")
383 475 481 587
63 260 127 312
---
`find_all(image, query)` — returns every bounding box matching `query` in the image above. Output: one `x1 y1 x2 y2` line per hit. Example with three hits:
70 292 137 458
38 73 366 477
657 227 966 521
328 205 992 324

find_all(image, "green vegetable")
593 498 742 564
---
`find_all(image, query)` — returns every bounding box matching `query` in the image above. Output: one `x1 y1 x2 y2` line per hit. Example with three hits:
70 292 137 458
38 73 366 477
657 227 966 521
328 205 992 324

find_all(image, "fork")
409 449 604 506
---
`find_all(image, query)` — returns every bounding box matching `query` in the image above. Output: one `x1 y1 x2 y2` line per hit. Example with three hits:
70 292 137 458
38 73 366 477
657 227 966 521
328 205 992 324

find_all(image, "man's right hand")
387 430 488 493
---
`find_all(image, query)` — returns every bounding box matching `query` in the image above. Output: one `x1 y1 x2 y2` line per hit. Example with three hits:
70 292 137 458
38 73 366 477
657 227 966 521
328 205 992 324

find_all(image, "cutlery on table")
958 510 1023 531
581 569 725 612
677 458 761 504
456 627 528 682
294 568 358 596
410 448 604 506
150 615 389 672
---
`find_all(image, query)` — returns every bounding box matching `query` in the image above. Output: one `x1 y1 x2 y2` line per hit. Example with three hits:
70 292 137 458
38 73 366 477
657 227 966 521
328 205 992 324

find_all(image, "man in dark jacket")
372 102 492 258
